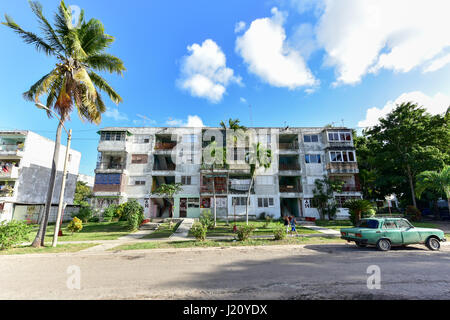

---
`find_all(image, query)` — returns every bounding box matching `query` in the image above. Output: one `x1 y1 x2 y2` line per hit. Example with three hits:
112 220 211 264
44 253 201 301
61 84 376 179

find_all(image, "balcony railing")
96 162 125 170
228 183 252 193
340 184 361 192
278 141 299 150
0 165 19 179
0 144 24 153
200 163 228 170
279 163 300 171
326 162 359 174
200 185 227 194
279 185 302 193
154 142 177 150
153 163 176 171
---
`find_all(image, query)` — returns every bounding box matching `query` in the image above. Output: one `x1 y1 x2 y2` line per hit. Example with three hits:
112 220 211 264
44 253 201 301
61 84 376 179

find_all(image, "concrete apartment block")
92 127 362 220
0 130 81 223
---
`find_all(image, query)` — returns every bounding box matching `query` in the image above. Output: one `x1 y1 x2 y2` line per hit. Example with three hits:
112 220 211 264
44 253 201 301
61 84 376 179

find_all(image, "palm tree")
416 165 450 219
2 1 125 247
220 118 247 131
244 142 272 225
344 199 374 225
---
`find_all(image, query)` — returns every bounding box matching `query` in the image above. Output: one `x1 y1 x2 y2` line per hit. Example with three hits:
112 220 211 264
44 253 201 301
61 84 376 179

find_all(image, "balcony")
0 144 24 156
200 163 228 171
278 141 299 150
326 162 359 174
154 142 177 150
228 177 253 194
0 165 19 179
0 183 14 197
96 162 125 170
200 185 227 194
279 185 302 193
279 163 301 171
340 184 361 192
153 163 176 171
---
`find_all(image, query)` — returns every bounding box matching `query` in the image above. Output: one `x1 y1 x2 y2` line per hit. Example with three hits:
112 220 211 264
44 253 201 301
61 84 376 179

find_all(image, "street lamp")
35 102 72 247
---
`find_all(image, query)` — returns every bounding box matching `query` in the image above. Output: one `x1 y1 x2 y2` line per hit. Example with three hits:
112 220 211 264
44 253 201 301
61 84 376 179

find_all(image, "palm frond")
83 53 125 75
2 14 55 55
23 68 59 102
77 19 114 55
88 71 122 104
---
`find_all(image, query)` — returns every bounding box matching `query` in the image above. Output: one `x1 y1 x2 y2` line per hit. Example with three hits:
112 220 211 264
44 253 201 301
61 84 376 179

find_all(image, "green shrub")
406 205 421 222
120 200 144 231
263 215 273 228
88 216 100 223
344 199 375 225
72 206 93 223
199 210 214 229
0 220 32 250
102 204 118 222
236 225 255 241
67 217 83 234
191 222 207 241
273 227 287 240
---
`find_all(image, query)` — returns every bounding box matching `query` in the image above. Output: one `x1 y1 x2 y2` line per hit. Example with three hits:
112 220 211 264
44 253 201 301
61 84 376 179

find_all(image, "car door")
396 219 421 244
381 220 402 244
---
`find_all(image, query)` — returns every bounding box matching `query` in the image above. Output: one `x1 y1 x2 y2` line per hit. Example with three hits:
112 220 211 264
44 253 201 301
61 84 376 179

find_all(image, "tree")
244 142 271 225
73 181 92 207
416 165 450 219
344 199 374 225
152 183 183 218
203 140 227 227
363 102 449 208
2 1 125 247
312 176 344 220
220 118 247 131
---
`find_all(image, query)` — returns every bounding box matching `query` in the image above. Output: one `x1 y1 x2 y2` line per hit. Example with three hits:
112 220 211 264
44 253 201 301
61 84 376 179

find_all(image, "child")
290 216 299 236
284 216 290 234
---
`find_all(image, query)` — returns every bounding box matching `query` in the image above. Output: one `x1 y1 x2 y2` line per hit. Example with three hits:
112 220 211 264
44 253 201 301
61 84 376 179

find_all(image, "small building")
77 174 95 188
0 130 81 223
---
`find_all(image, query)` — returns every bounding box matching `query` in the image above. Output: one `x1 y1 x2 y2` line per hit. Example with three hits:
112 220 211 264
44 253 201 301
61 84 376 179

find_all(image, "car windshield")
357 219 379 229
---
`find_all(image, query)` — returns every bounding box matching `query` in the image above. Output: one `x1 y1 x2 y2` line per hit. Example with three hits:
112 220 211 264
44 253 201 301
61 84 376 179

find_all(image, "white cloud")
313 0 450 85
234 21 246 33
178 39 241 103
240 97 247 103
104 107 128 121
235 7 317 89
133 114 156 126
423 53 450 73
166 115 205 127
358 91 450 128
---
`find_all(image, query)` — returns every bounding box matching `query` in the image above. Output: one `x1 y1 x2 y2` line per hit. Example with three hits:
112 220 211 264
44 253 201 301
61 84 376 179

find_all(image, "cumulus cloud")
423 53 450 73
178 39 241 103
240 97 247 103
133 114 156 126
234 21 246 33
358 91 450 128
104 107 128 121
166 115 205 127
235 7 317 89
313 0 450 85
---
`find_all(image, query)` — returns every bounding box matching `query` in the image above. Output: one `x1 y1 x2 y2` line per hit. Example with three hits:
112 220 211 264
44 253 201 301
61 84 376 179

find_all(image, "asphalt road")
1 243 450 300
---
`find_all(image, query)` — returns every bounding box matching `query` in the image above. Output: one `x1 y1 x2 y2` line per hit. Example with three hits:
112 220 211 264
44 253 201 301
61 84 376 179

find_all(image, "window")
100 131 125 141
357 219 379 229
258 197 274 208
383 220 398 229
304 135 318 143
131 154 148 164
335 196 361 207
255 175 273 185
328 131 351 142
181 176 192 185
95 173 121 185
396 219 413 229
133 135 151 144
305 154 321 163
329 151 356 162
232 197 249 206
187 198 199 208
130 177 146 186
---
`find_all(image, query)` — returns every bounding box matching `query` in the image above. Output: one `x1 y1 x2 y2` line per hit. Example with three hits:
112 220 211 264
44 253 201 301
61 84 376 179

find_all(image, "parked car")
340 218 446 251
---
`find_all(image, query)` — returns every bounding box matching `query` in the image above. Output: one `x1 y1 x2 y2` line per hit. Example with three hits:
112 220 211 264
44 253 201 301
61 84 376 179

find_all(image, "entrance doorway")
179 198 187 217
280 198 301 217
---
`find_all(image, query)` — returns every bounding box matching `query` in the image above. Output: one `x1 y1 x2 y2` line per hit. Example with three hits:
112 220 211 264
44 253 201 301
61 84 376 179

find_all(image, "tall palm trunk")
245 175 254 225
32 121 63 247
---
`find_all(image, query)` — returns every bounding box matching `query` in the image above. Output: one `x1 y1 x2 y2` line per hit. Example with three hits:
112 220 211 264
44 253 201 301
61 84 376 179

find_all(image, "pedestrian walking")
290 216 299 236
284 216 290 234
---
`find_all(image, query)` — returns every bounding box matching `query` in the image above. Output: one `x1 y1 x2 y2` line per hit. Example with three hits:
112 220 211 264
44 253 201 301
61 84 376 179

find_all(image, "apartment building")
0 130 81 223
92 126 362 220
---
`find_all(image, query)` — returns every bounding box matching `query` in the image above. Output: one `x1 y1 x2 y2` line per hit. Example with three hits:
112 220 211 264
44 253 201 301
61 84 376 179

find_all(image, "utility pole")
52 129 72 247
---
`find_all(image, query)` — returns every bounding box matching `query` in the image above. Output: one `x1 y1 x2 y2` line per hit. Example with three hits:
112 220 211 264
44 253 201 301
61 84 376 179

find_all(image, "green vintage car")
340 218 446 251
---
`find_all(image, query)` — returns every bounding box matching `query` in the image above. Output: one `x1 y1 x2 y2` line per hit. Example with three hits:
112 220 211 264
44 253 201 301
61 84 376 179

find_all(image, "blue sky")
1 0 449 176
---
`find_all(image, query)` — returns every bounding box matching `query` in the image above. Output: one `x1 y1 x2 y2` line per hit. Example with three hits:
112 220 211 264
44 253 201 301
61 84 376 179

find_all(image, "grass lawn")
411 222 438 228
111 236 346 251
188 220 320 238
315 220 353 230
27 221 132 242
143 221 182 239
0 243 99 255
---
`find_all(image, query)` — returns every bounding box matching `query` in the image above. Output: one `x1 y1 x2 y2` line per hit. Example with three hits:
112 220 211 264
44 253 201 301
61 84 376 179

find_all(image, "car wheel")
355 242 367 248
426 237 440 251
376 239 391 251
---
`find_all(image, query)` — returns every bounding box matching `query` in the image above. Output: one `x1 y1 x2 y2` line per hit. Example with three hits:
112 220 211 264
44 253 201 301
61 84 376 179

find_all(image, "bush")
67 217 83 234
406 205 421 222
0 220 32 250
191 222 207 241
236 225 255 241
199 210 214 229
88 216 100 223
102 204 118 222
72 206 93 223
344 199 375 225
263 215 273 228
120 200 145 231
273 227 287 240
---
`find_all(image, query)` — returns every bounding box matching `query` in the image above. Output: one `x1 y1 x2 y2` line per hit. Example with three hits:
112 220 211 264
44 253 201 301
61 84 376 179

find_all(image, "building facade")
0 130 81 223
92 127 362 220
